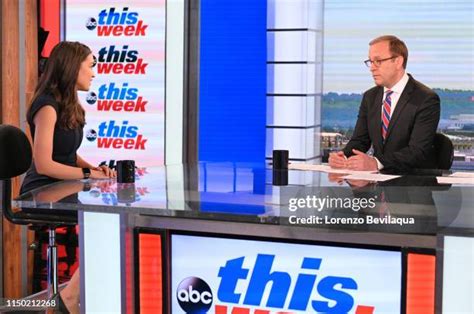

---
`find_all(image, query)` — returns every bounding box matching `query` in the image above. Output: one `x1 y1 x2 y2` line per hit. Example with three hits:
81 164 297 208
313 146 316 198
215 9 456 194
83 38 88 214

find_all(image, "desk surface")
14 163 474 238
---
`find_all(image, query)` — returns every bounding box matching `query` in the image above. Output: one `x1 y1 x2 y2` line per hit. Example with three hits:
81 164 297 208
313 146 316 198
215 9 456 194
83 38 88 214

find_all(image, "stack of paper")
342 173 400 182
288 163 401 182
449 172 474 178
289 163 377 175
437 176 474 185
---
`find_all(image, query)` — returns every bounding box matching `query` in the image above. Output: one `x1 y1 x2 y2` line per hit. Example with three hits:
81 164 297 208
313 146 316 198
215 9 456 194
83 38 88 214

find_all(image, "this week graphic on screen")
65 0 166 167
171 235 402 313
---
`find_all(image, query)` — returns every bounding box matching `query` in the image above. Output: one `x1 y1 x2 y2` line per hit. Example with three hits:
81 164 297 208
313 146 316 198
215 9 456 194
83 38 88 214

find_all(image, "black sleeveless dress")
20 94 83 194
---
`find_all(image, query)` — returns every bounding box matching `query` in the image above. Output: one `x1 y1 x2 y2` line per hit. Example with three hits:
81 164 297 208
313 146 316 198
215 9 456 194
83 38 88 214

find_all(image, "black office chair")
433 132 454 170
0 124 76 298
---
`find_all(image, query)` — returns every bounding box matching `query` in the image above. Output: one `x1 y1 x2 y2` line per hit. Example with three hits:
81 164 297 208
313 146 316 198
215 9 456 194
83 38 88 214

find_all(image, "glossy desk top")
14 163 474 236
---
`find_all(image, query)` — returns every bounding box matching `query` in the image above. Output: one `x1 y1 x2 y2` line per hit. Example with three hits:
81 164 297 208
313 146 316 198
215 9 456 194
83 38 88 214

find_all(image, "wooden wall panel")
25 0 38 107
1 0 22 299
24 0 38 296
1 0 38 298
1 0 20 126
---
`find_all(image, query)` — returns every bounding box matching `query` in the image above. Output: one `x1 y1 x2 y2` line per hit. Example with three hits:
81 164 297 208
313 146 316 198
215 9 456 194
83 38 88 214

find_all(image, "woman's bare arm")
32 105 108 179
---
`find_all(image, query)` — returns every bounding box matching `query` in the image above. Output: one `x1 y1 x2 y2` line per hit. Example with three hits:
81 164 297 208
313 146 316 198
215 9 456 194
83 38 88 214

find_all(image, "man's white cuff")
373 157 384 170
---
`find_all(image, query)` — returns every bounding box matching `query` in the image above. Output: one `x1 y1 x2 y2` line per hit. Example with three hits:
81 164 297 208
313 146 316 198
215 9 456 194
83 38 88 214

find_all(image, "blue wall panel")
199 0 267 163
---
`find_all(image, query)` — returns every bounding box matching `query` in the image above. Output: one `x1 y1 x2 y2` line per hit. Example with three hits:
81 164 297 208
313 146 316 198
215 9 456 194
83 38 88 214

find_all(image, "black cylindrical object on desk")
117 160 135 183
272 169 288 186
273 150 289 170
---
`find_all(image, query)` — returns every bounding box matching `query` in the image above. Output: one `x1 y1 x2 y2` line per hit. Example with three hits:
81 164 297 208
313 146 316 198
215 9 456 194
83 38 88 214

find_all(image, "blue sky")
323 0 473 93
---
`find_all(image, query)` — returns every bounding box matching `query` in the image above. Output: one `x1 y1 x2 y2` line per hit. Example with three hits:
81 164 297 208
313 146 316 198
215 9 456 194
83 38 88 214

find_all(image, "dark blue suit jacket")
343 75 440 172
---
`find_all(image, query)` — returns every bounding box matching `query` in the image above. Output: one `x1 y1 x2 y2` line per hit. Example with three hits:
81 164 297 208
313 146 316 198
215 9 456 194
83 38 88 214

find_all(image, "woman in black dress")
21 41 116 313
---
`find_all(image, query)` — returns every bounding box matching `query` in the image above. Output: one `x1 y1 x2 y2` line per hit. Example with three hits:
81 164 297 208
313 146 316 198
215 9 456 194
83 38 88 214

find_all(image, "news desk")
14 163 474 314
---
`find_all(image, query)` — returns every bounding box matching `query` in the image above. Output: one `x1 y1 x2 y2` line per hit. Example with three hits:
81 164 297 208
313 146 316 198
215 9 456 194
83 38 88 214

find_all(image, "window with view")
323 0 473 170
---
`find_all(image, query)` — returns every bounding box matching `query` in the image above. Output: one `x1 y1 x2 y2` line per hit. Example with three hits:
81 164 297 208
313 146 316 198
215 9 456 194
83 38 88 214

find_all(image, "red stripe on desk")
139 233 163 313
406 253 436 314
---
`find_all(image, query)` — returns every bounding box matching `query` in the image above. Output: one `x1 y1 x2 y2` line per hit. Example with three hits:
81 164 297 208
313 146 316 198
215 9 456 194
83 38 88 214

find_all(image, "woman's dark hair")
29 41 92 129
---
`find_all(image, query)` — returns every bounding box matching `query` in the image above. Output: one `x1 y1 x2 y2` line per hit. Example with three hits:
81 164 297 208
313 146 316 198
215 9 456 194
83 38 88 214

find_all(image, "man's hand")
328 151 347 168
347 149 378 171
327 173 346 184
346 179 373 188
328 173 373 189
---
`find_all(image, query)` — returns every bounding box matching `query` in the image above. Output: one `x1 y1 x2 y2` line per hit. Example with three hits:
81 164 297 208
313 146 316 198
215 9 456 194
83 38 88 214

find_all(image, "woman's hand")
90 168 115 179
90 169 108 179
92 165 117 178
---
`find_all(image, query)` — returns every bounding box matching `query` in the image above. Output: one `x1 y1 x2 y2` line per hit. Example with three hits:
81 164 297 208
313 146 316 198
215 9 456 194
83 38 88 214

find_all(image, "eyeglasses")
364 56 397 67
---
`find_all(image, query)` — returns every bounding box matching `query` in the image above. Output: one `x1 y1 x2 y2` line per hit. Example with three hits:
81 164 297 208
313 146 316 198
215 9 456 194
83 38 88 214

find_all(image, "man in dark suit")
329 35 440 173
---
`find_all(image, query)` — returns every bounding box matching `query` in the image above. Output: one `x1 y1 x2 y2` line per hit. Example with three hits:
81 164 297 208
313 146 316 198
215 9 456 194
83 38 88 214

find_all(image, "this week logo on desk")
86 82 148 112
86 120 148 150
176 254 376 314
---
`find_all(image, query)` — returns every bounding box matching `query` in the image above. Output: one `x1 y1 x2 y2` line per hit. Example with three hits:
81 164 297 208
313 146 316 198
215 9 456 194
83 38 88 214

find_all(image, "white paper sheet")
342 173 401 182
449 172 474 178
437 176 474 185
288 163 377 175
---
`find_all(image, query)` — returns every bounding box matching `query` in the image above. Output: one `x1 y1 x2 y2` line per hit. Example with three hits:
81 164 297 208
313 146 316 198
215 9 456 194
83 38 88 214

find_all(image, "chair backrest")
0 125 32 224
433 133 454 170
0 124 77 226
0 124 32 179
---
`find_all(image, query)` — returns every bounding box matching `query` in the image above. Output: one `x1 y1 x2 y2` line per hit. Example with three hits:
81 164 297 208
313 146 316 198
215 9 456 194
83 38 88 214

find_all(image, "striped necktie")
382 90 394 141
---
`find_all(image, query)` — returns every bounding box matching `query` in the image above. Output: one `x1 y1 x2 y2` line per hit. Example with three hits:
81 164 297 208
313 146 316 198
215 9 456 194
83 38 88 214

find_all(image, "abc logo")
177 277 213 313
86 92 97 105
86 129 97 142
86 17 97 30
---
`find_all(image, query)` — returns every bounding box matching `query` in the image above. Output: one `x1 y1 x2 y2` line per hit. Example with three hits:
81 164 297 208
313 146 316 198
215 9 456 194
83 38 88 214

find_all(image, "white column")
267 0 324 162
165 0 185 165
82 212 122 313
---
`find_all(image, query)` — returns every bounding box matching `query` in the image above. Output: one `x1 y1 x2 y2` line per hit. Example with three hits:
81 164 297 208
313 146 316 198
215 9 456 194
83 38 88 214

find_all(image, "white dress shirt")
382 72 410 117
